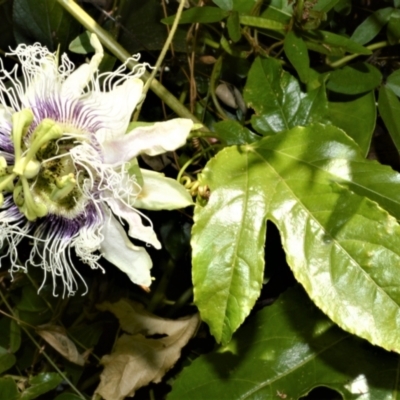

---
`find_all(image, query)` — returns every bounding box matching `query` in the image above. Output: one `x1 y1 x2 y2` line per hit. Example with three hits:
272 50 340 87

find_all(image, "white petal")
93 78 144 142
133 169 193 210
61 34 104 98
105 197 161 249
100 209 152 287
102 118 193 165
0 105 12 125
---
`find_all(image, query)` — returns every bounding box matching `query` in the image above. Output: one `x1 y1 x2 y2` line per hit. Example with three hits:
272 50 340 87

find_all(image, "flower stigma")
0 34 194 297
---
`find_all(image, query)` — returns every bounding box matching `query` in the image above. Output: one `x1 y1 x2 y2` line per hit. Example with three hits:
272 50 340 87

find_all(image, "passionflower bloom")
0 34 193 296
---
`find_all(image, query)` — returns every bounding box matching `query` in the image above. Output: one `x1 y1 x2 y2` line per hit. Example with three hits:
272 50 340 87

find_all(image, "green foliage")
20 373 63 400
244 57 329 135
327 62 382 94
2 0 400 398
169 286 400 399
13 0 80 51
193 124 400 348
379 86 400 153
328 91 376 156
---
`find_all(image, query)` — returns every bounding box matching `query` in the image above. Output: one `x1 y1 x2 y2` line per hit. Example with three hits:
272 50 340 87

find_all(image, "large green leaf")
13 0 80 51
169 286 400 400
329 91 376 156
244 57 328 135
192 123 400 347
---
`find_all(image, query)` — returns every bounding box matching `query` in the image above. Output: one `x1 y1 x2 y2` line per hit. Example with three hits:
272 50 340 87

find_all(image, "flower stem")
56 0 202 124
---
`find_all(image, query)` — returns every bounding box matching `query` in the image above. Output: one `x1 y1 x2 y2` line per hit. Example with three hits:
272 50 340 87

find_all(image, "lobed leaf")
192 124 400 348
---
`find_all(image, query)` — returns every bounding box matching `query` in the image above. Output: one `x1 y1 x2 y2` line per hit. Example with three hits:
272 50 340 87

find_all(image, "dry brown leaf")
95 301 200 400
97 299 191 336
36 325 85 366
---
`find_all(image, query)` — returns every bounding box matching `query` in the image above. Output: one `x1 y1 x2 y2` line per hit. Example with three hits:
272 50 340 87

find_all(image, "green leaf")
261 5 292 24
378 86 400 153
118 0 186 53
284 31 310 83
313 0 341 12
386 69 400 97
192 150 267 344
387 9 400 45
21 373 63 400
212 0 258 12
169 286 400 400
212 0 232 10
304 30 372 55
0 0 15 50
227 12 241 42
213 120 260 145
244 57 328 135
327 62 382 94
328 91 376 156
13 0 80 51
16 286 47 313
192 123 400 349
238 15 286 31
0 377 20 400
0 346 16 374
9 319 21 354
351 7 393 45
162 7 229 24
68 31 93 54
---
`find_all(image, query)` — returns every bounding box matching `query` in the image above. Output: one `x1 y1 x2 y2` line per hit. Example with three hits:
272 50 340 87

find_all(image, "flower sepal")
133 169 194 211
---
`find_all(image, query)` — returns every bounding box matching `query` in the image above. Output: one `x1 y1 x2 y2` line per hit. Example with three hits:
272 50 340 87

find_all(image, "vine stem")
0 287 86 399
142 0 186 95
329 40 395 68
56 0 202 124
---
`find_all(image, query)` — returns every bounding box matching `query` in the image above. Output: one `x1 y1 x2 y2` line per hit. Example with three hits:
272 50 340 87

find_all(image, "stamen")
11 109 34 165
19 177 48 221
13 118 62 175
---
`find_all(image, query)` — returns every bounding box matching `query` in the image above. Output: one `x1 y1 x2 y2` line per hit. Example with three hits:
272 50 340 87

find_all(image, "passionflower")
0 34 193 296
